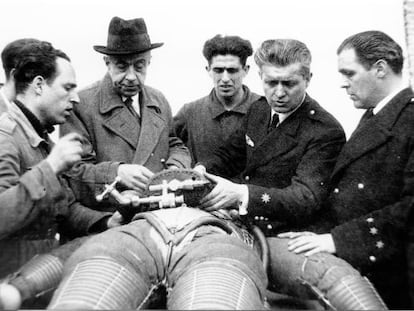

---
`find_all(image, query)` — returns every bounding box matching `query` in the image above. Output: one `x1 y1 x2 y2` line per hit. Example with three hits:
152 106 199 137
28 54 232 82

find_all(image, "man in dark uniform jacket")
196 39 345 236
270 31 413 309
196 38 390 310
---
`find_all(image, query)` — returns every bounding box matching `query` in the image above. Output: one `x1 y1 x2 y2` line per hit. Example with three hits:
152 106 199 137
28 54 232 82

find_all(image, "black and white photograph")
0 0 413 309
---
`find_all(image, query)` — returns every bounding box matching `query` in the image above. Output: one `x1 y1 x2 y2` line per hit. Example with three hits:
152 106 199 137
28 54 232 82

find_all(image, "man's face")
106 51 151 97
260 62 309 113
337 48 380 109
207 54 248 101
39 57 78 126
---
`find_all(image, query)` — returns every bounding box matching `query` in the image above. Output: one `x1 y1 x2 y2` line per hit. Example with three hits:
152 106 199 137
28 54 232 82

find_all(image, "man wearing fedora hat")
60 16 191 211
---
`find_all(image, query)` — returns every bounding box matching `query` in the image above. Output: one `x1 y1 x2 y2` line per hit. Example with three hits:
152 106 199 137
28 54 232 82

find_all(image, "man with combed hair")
194 37 390 309
266 30 412 309
0 38 41 112
174 34 260 167
0 40 121 309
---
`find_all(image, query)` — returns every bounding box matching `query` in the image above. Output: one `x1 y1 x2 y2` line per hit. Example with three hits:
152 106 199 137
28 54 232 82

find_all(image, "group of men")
0 15 413 310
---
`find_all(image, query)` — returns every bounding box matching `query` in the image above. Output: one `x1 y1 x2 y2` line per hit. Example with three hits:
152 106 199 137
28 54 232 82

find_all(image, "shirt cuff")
238 184 249 215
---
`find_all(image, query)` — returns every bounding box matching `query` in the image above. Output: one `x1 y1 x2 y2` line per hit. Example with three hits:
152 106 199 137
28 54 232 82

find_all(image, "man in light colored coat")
60 17 191 211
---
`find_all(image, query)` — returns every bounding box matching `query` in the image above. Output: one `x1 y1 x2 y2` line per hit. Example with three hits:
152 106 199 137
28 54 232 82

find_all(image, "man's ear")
243 65 250 75
373 59 387 78
33 75 45 95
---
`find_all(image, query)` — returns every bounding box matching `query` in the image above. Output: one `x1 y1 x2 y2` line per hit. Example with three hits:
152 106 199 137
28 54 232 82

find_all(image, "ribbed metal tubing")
11 254 63 300
48 256 148 309
328 275 388 310
168 260 264 310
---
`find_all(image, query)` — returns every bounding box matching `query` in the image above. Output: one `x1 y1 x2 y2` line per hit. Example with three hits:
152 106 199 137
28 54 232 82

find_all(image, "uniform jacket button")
267 224 273 230
333 188 339 193
369 256 376 262
358 183 364 189
245 175 250 181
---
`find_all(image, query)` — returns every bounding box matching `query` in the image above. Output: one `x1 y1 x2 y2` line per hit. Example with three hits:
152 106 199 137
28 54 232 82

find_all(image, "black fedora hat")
93 16 163 55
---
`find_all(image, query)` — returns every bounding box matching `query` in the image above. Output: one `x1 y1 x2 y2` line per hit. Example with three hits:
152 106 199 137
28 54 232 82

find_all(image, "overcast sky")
0 0 407 137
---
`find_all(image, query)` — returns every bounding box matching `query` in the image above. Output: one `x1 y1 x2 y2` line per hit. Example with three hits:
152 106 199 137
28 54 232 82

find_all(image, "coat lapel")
332 88 414 177
99 74 141 148
132 88 165 165
247 97 309 170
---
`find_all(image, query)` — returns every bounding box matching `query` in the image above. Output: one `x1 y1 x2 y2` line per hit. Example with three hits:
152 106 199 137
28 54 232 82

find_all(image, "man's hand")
117 164 154 195
193 164 206 175
107 211 125 228
278 231 336 256
199 172 246 212
46 133 84 174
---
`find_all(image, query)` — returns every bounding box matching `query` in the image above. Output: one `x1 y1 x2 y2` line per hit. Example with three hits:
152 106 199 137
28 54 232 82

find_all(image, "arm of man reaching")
0 130 121 240
197 110 345 229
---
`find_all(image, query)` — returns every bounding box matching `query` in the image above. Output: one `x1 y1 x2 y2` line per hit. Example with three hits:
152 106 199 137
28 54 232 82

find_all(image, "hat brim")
93 42 163 55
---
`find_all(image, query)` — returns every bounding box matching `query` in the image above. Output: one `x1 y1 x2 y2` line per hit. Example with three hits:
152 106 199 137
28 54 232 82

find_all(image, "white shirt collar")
122 93 140 116
271 93 306 125
373 84 406 115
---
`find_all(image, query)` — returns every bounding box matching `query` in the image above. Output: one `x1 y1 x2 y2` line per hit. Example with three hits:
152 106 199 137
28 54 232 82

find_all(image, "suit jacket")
202 94 346 235
319 87 414 308
60 74 191 210
0 102 110 277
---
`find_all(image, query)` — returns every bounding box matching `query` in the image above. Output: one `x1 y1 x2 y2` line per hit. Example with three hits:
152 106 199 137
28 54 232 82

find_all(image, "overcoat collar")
98 73 161 114
8 101 46 148
97 73 165 165
332 87 414 177
246 94 312 170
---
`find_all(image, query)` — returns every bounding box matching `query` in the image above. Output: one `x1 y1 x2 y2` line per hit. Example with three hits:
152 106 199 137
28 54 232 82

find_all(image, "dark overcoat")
318 88 414 308
203 94 346 235
60 74 191 209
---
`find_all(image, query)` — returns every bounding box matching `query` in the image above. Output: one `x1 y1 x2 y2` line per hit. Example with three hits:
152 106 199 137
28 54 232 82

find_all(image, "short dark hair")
337 30 403 74
13 41 70 94
202 34 253 66
254 39 312 80
1 38 41 79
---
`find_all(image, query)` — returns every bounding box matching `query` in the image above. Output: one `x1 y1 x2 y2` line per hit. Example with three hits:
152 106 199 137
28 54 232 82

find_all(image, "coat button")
369 256 376 262
369 227 378 235
366 217 374 223
245 175 250 181
267 224 273 230
333 188 339 193
254 216 259 221
358 183 364 189
309 110 315 115
259 216 264 221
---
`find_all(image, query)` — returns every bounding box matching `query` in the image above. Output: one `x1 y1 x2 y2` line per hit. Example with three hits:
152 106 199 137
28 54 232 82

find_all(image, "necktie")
268 114 279 133
124 97 139 119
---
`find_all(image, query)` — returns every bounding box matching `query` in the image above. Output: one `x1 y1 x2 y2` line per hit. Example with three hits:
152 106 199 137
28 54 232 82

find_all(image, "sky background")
0 0 408 137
